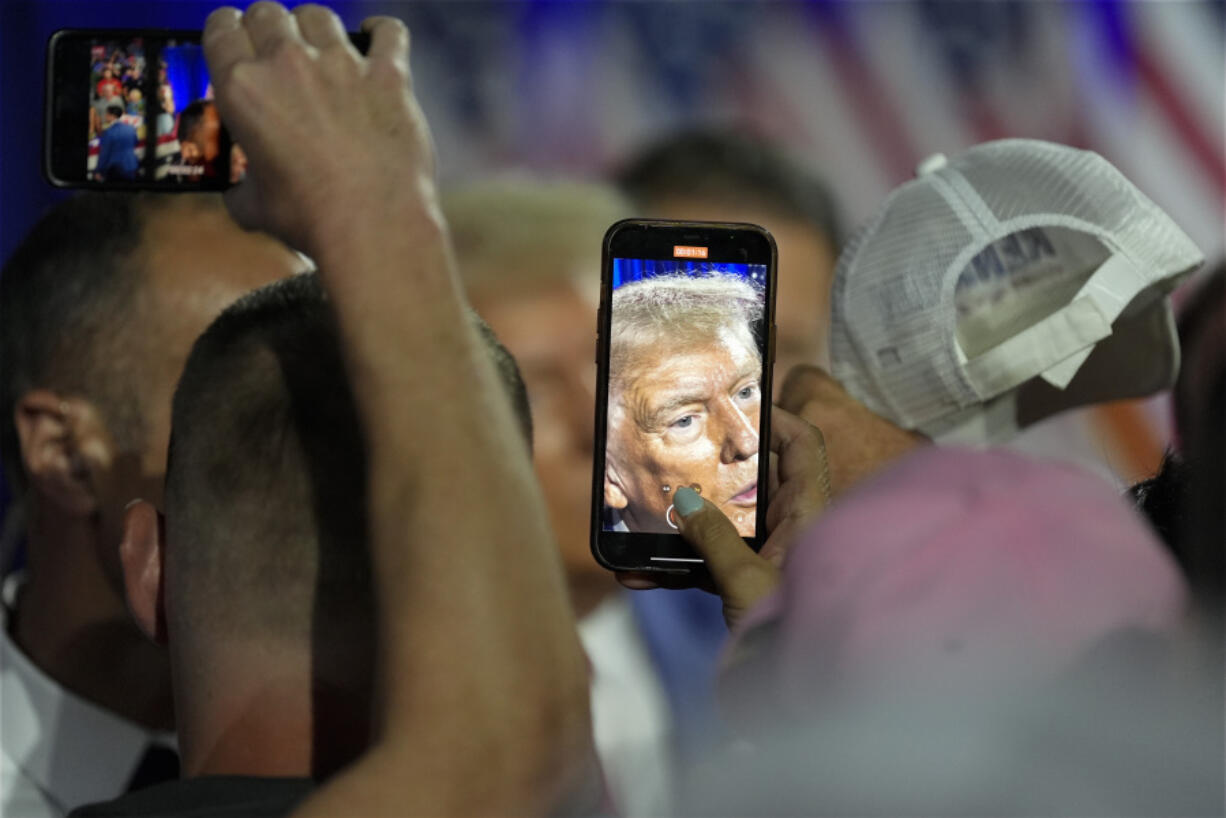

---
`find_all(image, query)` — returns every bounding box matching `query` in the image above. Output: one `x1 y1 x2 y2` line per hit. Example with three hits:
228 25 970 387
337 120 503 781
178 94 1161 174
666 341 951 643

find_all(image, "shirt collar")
1 573 169 811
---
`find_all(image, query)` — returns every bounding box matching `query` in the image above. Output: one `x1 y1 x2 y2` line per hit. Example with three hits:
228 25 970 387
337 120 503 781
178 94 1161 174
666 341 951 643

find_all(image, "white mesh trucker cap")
829 139 1204 443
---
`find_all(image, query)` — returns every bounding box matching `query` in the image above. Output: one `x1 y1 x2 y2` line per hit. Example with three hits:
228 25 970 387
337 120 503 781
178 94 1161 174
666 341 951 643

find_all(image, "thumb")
673 486 765 594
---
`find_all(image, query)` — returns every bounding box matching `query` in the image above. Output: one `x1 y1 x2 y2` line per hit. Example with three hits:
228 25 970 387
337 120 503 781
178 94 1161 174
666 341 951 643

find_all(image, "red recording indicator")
674 245 709 259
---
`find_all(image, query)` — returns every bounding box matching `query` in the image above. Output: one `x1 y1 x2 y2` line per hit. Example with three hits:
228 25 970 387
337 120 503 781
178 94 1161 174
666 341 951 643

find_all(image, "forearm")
202 6 593 807
310 206 592 799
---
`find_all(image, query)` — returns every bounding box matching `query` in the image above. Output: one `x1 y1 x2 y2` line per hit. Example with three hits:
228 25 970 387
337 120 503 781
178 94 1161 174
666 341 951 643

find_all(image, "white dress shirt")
1 576 170 818
578 594 674 817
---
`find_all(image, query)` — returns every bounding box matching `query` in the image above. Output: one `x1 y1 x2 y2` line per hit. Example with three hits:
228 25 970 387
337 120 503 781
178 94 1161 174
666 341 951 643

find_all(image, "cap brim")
928 299 1179 445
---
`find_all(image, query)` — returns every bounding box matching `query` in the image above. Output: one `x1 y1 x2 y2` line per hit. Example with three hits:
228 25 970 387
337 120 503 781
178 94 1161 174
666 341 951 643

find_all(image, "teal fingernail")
673 486 703 517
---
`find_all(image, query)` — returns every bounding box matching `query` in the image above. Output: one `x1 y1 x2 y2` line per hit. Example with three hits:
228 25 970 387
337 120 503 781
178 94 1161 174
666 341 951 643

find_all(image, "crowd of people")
89 41 147 181
2 3 1222 817
89 39 236 185
89 42 145 136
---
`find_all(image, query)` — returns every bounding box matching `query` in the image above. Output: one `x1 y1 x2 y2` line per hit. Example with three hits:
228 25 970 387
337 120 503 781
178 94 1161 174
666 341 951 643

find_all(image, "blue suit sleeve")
96 130 115 178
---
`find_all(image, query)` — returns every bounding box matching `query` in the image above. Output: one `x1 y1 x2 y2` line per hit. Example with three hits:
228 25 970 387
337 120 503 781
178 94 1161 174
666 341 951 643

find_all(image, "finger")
203 7 252 87
616 573 661 590
764 409 829 538
244 1 301 57
771 408 829 487
777 364 841 415
760 498 817 567
616 570 718 594
294 4 349 53
362 15 410 71
615 571 698 591
673 487 763 592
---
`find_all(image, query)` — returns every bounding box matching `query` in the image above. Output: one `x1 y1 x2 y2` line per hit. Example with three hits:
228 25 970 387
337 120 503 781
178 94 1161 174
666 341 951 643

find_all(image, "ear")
14 391 110 516
119 500 168 645
604 462 629 510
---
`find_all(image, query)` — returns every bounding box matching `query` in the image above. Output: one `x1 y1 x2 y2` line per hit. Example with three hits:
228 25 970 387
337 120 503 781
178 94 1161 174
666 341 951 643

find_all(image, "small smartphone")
591 219 777 574
44 28 368 190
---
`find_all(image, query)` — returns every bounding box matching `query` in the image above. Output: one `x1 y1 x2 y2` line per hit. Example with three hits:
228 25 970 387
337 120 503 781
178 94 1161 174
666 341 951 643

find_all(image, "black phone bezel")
590 218 778 574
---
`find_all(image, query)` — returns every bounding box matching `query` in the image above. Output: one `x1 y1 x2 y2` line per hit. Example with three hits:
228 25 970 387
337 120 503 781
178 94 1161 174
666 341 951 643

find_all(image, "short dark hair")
106 104 124 119
177 99 213 143
1175 263 1226 443
616 128 843 251
165 273 532 638
474 317 534 449
0 193 157 495
1130 451 1193 565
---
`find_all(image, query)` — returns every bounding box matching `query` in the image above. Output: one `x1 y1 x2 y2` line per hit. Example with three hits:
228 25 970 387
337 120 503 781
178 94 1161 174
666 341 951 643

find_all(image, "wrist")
305 189 450 283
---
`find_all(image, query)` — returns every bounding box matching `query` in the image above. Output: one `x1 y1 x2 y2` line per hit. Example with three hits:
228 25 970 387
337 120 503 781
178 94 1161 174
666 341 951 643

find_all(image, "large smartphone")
44 28 368 190
591 219 777 574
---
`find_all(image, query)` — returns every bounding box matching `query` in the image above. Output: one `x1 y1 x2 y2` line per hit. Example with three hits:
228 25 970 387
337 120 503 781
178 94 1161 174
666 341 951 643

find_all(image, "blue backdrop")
163 43 211 124
611 258 768 290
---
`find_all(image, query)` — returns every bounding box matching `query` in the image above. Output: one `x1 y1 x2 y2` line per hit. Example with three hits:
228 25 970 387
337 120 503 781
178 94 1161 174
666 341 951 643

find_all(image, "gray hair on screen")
609 273 763 394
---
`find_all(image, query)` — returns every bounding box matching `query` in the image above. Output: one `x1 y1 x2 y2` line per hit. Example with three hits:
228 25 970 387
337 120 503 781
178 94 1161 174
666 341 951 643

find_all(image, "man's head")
605 274 764 536
105 104 123 124
178 100 221 164
617 128 842 373
0 192 301 582
119 273 531 774
445 179 630 611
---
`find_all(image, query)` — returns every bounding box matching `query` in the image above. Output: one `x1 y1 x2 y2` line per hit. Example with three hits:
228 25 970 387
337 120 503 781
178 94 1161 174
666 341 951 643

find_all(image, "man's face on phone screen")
605 326 761 536
181 103 221 166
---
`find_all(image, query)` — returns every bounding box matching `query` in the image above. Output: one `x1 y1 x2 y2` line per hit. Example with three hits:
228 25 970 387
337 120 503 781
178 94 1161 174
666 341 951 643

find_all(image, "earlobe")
14 391 102 515
604 465 628 510
119 500 168 645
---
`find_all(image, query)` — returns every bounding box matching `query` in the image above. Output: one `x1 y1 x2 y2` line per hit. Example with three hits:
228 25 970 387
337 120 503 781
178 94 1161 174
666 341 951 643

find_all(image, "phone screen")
154 39 242 184
592 220 776 572
83 35 240 185
85 36 150 181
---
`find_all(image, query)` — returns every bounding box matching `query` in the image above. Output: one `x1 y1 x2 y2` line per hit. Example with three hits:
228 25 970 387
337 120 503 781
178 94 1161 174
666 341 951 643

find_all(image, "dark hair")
1130 451 1194 571
1174 263 1226 443
0 193 155 495
1132 264 1226 613
106 104 124 118
615 127 843 251
474 317 534 448
164 273 532 637
1175 263 1226 612
177 99 213 143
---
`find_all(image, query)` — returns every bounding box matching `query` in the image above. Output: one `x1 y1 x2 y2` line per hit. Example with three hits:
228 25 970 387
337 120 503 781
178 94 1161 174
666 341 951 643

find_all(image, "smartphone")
591 219 777 574
44 28 368 190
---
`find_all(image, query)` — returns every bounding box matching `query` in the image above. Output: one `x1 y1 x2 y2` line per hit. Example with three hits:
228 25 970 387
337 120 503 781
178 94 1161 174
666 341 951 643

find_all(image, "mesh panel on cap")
832 138 1203 436
831 181 978 426
958 140 1203 281
829 223 879 412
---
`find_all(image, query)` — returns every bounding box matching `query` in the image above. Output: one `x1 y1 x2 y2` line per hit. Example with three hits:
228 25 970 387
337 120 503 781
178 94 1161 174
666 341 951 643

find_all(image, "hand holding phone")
778 364 929 496
202 8 423 255
591 219 778 574
617 408 830 627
